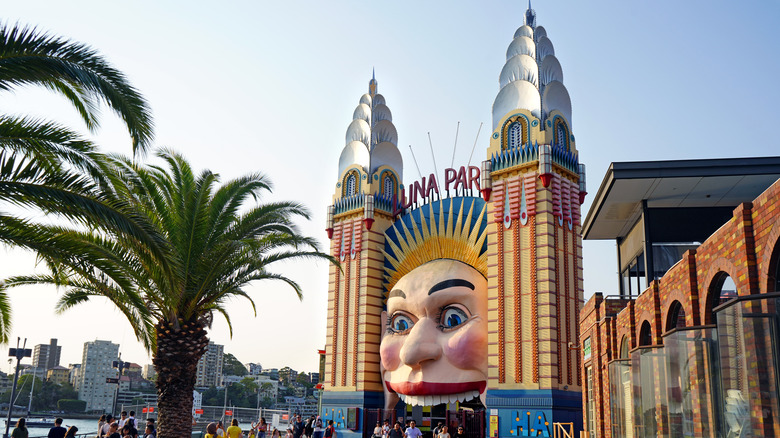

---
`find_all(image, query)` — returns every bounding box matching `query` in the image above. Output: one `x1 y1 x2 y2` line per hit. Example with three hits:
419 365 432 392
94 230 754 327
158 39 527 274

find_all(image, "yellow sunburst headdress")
383 197 489 293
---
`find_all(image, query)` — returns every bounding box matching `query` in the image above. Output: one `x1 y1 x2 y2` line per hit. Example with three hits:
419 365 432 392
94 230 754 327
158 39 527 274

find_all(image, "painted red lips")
385 381 486 395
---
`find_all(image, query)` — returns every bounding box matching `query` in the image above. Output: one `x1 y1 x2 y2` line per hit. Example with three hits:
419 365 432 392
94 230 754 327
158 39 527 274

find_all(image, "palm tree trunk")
153 319 209 438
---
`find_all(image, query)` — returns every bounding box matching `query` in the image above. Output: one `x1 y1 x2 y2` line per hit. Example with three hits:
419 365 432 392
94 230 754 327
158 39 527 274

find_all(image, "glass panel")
609 360 633 438
631 347 667 437
664 328 719 437
716 297 780 436
652 243 699 279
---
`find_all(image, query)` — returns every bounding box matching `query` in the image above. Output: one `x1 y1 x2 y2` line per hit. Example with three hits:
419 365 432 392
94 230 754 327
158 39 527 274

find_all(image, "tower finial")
524 0 536 27
373 67 375 81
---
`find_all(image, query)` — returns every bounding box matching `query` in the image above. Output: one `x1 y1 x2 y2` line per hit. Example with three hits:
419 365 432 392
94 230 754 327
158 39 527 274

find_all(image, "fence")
119 403 294 430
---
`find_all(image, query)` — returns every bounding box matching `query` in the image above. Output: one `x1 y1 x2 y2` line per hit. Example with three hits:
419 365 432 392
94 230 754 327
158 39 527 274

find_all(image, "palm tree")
3 149 334 437
0 23 158 341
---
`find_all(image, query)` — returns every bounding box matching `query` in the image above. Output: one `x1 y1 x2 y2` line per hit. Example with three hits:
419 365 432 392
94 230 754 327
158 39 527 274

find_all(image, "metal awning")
583 157 780 240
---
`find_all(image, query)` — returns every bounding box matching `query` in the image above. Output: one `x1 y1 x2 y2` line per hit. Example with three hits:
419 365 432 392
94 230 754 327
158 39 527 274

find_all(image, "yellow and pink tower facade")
321 5 586 437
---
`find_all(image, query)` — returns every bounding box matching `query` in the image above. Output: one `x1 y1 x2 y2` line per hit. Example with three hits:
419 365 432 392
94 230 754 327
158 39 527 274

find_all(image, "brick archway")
701 258 739 324
662 288 696 329
758 216 780 292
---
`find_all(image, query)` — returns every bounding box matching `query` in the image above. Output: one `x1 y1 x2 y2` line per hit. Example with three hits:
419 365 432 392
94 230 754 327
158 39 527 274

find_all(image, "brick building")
579 158 780 437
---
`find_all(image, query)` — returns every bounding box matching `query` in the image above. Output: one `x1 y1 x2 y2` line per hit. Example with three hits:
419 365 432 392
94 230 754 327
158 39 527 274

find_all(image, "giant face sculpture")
381 259 488 407
380 198 488 408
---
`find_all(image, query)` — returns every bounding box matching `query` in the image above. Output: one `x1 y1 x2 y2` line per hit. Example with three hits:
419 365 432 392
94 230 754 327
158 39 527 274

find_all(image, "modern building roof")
582 156 780 240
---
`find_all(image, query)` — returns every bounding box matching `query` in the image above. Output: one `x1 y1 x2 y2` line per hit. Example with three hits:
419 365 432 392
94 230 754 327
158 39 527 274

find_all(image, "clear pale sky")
1 1 779 374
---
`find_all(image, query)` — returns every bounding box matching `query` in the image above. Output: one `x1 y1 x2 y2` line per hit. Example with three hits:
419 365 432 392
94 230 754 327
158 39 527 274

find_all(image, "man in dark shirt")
292 415 305 438
47 418 67 438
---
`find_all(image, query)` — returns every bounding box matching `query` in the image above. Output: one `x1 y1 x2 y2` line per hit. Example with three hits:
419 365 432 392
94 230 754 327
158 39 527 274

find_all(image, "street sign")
148 407 154 413
106 378 119 383
225 410 233 416
195 409 204 415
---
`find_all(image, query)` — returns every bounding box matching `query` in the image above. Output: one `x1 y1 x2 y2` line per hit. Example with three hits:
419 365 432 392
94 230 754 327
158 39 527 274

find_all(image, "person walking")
372 422 382 438
403 421 422 438
305 416 314 438
98 415 107 438
11 418 28 438
452 426 466 438
381 420 390 438
437 426 450 438
387 423 402 438
253 418 267 438
226 419 242 438
324 420 336 438
312 417 323 438
292 415 304 438
47 418 67 438
63 426 78 438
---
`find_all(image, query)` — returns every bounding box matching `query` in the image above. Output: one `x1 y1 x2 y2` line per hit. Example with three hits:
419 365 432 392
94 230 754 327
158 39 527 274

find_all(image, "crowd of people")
204 414 337 438
372 420 467 438
97 410 157 438
9 418 78 438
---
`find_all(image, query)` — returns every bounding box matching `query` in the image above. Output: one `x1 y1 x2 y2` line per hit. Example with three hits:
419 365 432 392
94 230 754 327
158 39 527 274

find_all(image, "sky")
1 0 779 374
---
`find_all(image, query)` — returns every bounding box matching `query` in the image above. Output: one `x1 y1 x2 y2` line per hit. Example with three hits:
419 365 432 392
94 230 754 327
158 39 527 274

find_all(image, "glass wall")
663 327 719 437
608 360 633 438
716 296 780 437
631 347 667 437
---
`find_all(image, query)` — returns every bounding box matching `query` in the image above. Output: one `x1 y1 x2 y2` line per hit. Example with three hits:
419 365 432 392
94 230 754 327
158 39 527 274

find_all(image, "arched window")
555 120 569 150
345 173 357 196
638 321 653 346
707 272 736 323
619 336 629 358
383 174 394 197
666 300 686 332
507 122 523 149
769 239 780 292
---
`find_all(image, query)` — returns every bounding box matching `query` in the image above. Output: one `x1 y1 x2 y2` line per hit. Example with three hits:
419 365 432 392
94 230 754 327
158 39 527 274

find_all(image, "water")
4 418 98 437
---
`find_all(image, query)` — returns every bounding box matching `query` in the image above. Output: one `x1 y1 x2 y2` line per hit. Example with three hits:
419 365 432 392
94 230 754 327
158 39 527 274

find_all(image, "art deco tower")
321 74 403 418
481 3 586 431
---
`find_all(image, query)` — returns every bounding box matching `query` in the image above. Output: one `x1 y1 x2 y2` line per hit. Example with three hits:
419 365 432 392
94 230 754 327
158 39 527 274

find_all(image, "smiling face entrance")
380 259 488 408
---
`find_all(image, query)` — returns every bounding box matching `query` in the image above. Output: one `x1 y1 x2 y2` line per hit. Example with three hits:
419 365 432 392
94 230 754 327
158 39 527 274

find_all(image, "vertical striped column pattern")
341 252 350 387
497 221 506 384
513 220 522 383
555 222 562 384
329 224 342 387
531 214 539 383
353 245 361 387
564 226 572 386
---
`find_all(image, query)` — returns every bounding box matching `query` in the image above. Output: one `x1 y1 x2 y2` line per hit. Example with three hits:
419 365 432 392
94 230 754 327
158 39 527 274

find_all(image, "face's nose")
399 318 442 367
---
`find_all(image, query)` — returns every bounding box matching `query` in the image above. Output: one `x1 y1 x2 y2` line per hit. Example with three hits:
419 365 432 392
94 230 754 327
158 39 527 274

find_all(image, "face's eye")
389 313 414 333
440 307 469 329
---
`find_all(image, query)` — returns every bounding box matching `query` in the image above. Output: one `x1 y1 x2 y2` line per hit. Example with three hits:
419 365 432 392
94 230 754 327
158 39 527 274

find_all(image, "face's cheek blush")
380 339 402 371
446 325 488 370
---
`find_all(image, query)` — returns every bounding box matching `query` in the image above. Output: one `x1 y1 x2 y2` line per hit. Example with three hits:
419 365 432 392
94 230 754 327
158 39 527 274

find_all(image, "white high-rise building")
195 342 223 388
78 340 119 413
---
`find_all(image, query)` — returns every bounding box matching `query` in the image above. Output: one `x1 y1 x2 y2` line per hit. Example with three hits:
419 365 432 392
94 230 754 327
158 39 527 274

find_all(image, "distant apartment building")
247 363 263 375
278 367 297 386
32 338 62 374
47 366 69 385
195 342 223 388
125 363 143 379
309 372 319 385
142 364 156 380
69 364 81 388
78 340 119 413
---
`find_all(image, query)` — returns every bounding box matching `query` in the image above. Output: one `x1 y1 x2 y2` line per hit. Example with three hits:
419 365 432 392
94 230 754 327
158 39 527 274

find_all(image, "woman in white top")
437 426 450 438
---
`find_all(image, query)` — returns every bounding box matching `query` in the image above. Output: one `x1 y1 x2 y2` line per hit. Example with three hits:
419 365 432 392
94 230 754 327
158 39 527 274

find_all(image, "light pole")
5 338 31 438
